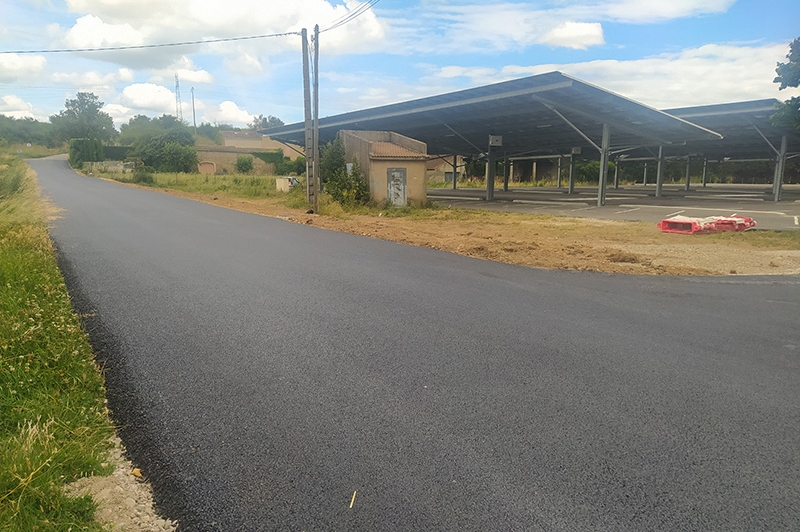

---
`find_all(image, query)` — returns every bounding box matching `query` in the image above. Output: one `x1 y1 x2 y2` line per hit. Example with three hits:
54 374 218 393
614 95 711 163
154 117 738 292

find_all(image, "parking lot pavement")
428 184 800 231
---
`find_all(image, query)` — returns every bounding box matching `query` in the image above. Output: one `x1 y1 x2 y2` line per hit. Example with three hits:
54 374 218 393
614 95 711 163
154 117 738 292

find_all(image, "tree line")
0 92 289 173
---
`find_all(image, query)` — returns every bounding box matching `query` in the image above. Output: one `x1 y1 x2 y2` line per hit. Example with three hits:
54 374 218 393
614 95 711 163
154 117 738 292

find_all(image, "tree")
772 37 800 130
235 155 254 173
50 92 115 144
249 114 284 130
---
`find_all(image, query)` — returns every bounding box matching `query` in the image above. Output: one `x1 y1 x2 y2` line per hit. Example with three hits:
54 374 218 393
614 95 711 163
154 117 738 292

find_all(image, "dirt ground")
157 189 800 276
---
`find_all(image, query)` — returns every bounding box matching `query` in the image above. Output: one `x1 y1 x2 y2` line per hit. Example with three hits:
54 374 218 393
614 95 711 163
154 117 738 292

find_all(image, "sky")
1 0 799 130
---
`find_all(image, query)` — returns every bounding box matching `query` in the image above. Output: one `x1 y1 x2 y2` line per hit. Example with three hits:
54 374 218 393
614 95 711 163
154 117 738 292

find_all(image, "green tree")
319 137 369 206
772 37 800 130
235 155 254 173
249 114 284 130
50 92 115 144
0 116 54 146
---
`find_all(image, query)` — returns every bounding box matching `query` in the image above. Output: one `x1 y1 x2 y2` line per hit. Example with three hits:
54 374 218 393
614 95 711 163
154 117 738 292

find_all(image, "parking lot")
429 183 800 231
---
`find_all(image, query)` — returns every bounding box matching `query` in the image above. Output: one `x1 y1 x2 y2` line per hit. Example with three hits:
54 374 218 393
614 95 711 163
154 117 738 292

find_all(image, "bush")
132 166 155 184
252 150 284 165
235 155 254 174
276 155 306 176
68 138 104 168
103 145 132 161
324 158 370 207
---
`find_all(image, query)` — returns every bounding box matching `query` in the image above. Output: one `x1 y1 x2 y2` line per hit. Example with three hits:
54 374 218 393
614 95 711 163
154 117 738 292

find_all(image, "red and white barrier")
658 215 756 234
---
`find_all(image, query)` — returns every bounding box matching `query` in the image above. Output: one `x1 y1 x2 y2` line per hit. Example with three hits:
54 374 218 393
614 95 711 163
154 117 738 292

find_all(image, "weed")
0 155 114 529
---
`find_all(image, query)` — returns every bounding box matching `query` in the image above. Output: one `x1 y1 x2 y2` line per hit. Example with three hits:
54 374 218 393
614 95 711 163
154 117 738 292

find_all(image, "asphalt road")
32 157 800 531
428 184 800 230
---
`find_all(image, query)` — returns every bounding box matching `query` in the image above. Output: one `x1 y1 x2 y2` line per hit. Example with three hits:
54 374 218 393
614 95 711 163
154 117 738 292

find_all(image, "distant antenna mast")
174 73 183 121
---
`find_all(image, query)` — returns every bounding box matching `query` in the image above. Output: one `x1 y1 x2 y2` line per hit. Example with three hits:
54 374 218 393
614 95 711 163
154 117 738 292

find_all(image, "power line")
1 0 381 55
0 31 300 55
320 0 381 33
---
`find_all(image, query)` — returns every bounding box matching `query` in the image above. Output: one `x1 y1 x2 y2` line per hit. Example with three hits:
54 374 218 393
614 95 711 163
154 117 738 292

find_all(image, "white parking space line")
619 205 788 216
615 207 640 214
666 210 685 217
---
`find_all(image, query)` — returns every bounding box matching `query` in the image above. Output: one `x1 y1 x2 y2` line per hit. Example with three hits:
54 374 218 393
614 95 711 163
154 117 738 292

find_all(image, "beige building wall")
340 130 428 206
368 159 427 205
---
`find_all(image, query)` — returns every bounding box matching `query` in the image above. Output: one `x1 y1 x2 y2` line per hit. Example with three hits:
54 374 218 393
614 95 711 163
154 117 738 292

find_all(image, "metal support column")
702 159 708 187
568 155 575 194
597 123 610 207
557 157 563 188
655 146 665 198
684 157 691 191
774 134 788 202
503 155 510 191
452 155 458 190
643 162 648 186
613 157 620 189
486 150 496 201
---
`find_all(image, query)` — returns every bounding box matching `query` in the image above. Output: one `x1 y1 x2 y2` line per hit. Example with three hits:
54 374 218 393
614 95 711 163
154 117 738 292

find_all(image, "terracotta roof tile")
370 141 427 159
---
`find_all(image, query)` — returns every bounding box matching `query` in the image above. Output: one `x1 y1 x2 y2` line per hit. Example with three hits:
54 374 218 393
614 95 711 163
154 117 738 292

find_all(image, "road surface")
32 157 800 531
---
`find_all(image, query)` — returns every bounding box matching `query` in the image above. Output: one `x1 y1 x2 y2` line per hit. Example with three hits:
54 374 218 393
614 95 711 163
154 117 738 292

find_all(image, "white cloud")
0 95 36 119
202 101 253 126
541 22 604 50
0 54 47 82
52 68 135 90
599 0 736 23
148 58 214 84
429 42 800 109
63 14 144 48
119 83 175 114
223 52 265 76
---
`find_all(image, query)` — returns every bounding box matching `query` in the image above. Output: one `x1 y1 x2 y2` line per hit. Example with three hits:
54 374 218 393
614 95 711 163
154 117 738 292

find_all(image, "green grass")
0 144 66 160
0 154 114 531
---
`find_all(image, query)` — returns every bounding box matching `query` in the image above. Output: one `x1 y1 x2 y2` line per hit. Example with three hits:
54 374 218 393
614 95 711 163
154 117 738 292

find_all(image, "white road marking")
666 210 685 217
619 204 788 215
615 207 640 214
795 216 799 226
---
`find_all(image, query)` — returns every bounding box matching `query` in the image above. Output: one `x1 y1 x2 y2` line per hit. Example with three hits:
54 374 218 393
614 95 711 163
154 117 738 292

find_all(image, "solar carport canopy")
663 99 800 160
265 71 722 157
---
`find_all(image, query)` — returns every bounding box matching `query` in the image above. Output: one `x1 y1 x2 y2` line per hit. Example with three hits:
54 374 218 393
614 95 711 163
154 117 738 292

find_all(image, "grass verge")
0 154 114 530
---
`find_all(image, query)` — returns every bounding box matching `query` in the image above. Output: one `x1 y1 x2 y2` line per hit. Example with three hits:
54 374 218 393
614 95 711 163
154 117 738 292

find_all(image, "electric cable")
1 31 300 55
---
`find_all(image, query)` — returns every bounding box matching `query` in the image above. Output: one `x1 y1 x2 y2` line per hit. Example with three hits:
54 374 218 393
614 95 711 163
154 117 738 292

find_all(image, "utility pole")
191 87 197 135
312 24 320 214
301 29 317 212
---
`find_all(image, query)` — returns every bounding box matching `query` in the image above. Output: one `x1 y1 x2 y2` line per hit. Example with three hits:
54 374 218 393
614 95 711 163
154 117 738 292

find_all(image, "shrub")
132 166 155 184
68 138 104 168
103 145 132 161
324 158 370 207
235 155 254 174
276 155 306 176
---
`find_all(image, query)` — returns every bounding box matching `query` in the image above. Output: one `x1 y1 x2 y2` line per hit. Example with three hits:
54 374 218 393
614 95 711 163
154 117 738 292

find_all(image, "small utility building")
340 130 428 207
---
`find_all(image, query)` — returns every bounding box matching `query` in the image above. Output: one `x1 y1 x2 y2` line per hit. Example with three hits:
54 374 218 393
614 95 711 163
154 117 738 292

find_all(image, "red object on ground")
658 215 756 234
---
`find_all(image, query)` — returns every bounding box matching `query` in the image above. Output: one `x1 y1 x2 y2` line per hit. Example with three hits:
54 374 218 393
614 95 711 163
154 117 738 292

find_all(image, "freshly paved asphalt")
32 156 800 531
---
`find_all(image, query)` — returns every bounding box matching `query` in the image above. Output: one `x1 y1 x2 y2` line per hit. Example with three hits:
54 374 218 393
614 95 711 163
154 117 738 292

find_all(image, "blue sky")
1 0 799 129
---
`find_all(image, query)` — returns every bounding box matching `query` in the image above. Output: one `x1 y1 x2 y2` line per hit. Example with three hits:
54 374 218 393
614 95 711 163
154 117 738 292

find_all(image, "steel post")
655 146 665 198
597 124 610 206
